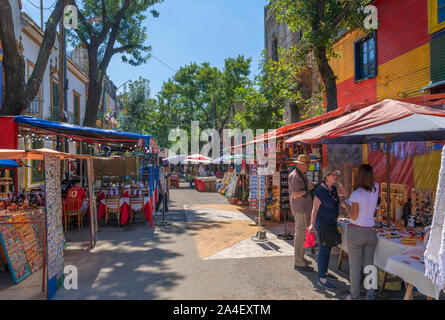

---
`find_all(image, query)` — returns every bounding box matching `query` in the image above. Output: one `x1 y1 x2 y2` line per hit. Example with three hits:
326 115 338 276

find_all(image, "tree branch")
10 0 67 114
70 0 95 43
97 0 133 72
112 44 137 55
97 0 131 45
332 2 352 28
318 0 325 19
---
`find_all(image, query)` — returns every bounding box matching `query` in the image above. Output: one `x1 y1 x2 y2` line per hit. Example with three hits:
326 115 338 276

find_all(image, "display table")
338 219 423 270
170 175 179 188
97 197 152 226
385 246 442 300
195 177 217 192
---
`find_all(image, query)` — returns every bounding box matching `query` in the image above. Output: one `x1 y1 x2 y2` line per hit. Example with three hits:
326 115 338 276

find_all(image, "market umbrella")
184 154 212 164
285 99 445 226
212 155 226 164
165 154 187 164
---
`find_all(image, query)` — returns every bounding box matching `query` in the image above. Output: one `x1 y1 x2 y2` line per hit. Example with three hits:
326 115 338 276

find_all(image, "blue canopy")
320 114 445 144
14 115 151 145
0 160 21 168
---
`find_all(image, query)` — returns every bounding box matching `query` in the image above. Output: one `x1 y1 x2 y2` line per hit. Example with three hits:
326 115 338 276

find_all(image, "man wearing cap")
288 154 315 271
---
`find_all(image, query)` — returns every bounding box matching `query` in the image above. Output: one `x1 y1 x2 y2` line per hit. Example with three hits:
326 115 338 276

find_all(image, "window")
73 91 80 125
31 140 44 183
354 33 377 81
429 0 445 33
272 38 278 61
52 81 59 120
439 0 445 23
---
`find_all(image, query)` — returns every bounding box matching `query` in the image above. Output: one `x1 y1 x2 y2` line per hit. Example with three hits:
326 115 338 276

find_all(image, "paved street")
4 182 439 300
54 184 352 300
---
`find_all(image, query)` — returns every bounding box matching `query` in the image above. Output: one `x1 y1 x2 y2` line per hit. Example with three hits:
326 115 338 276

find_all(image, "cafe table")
97 196 153 226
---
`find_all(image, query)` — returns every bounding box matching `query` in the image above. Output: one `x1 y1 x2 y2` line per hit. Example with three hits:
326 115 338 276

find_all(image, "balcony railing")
66 111 81 125
26 98 40 116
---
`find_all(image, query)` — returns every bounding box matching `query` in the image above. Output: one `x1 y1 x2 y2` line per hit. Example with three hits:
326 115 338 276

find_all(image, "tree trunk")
315 46 338 112
0 0 26 114
82 47 102 127
0 0 66 115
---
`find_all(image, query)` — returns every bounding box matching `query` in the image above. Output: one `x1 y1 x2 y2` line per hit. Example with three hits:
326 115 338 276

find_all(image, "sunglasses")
329 172 340 177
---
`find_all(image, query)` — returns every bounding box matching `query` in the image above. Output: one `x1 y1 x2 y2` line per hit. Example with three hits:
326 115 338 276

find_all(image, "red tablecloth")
98 197 152 227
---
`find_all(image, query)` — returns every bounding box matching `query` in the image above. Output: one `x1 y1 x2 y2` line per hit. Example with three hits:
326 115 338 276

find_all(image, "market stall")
0 149 95 300
285 99 445 299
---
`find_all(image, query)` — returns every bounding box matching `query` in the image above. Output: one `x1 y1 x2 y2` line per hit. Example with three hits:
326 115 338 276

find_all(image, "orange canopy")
0 148 91 161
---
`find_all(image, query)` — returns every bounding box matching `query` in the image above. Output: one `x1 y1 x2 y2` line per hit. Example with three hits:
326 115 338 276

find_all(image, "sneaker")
325 273 338 281
364 294 376 300
345 295 359 300
317 279 336 290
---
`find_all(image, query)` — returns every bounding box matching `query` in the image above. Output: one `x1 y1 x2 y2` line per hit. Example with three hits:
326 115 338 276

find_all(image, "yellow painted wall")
329 30 367 84
413 150 441 190
376 43 431 100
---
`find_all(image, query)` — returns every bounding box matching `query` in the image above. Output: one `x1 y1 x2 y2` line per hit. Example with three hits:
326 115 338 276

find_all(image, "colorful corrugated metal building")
329 0 445 107
326 0 445 193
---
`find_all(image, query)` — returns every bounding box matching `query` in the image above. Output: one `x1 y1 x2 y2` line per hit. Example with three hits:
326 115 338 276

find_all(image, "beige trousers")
294 211 312 266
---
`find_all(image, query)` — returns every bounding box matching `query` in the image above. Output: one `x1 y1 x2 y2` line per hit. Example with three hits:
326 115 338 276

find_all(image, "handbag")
318 221 342 247
303 227 315 248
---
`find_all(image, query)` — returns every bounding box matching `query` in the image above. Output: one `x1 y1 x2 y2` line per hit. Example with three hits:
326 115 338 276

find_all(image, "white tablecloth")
338 220 420 270
385 246 443 299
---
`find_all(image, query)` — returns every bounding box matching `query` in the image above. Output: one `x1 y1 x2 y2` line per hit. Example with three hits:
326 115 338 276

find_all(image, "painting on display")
44 154 64 300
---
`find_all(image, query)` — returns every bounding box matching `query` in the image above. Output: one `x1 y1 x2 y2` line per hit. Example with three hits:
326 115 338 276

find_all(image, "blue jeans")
316 221 332 280
155 192 168 212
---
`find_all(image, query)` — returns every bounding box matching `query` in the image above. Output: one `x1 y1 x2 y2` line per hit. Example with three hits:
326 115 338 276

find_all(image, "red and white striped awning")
184 154 212 164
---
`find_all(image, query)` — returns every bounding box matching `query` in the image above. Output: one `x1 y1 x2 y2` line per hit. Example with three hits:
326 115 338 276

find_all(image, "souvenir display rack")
379 183 408 223
279 163 291 222
0 208 45 283
0 177 13 200
411 188 435 227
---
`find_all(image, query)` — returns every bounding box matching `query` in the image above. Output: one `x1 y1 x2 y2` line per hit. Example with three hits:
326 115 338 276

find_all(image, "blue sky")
23 0 267 97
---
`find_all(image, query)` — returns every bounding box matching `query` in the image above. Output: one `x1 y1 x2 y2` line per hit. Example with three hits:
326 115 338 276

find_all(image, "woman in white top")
344 164 379 300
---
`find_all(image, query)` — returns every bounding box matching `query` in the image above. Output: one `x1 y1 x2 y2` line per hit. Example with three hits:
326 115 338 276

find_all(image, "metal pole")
42 211 47 294
386 136 391 227
40 0 43 30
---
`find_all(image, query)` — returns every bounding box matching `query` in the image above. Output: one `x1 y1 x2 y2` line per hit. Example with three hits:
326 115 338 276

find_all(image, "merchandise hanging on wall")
44 154 65 300
87 158 98 247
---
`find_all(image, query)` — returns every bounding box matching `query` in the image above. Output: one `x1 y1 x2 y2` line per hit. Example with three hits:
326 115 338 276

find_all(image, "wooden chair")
130 197 144 224
105 198 121 226
64 199 88 232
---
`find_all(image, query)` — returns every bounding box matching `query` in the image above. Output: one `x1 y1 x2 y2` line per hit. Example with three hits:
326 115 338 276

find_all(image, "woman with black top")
308 164 346 290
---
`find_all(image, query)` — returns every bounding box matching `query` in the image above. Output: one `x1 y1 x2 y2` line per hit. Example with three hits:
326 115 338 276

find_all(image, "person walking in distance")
288 154 315 271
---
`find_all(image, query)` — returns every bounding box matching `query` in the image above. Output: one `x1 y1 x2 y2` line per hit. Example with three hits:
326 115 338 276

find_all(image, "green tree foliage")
233 48 324 131
269 0 370 111
68 0 162 127
119 77 152 133
118 56 251 149
155 55 252 136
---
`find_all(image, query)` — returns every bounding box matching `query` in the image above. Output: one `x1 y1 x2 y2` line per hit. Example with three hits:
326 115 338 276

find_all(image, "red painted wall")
337 77 377 108
375 0 430 65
